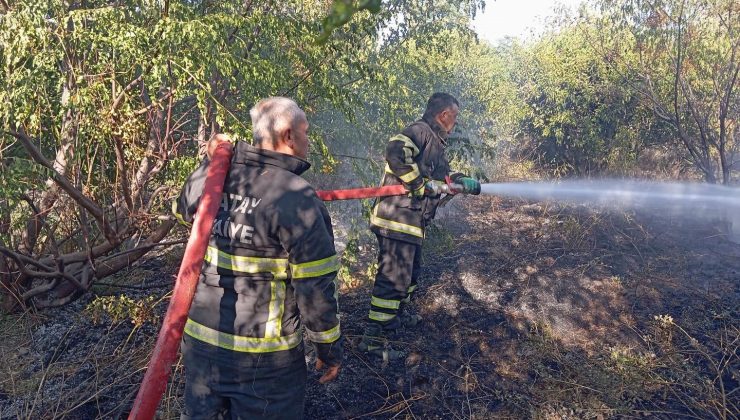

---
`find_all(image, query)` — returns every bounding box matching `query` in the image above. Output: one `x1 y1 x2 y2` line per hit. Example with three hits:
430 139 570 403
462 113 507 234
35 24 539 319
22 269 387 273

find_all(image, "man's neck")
257 140 295 157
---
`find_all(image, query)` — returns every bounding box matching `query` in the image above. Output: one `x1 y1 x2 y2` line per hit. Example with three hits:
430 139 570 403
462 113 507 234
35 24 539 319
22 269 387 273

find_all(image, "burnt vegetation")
1 198 738 418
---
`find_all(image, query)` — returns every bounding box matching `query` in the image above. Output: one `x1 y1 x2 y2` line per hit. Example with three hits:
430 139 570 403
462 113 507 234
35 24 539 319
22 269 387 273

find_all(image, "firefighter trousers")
367 234 422 331
181 334 307 420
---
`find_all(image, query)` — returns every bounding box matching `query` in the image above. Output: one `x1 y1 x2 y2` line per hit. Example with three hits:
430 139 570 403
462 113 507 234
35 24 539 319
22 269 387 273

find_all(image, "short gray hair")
249 97 304 146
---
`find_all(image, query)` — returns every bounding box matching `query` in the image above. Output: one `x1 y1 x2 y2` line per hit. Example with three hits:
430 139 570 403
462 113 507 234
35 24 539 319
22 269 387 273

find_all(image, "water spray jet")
478 180 740 209
477 180 740 243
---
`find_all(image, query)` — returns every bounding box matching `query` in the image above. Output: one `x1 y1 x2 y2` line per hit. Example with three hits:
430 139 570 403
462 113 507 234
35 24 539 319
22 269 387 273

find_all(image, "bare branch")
7 129 119 243
21 279 60 301
110 71 145 112
94 219 176 278
144 186 173 213
112 134 134 212
98 238 185 264
0 246 86 293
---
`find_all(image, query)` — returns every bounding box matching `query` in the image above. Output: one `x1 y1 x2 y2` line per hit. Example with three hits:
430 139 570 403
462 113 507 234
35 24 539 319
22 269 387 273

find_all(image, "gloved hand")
408 183 426 198
315 359 341 384
458 177 481 195
424 180 447 196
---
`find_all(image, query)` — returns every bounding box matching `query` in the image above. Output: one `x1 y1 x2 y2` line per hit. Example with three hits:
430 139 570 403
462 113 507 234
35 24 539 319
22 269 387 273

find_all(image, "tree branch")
0 246 86 293
21 279 60 301
7 129 119 243
94 219 176 278
110 71 146 112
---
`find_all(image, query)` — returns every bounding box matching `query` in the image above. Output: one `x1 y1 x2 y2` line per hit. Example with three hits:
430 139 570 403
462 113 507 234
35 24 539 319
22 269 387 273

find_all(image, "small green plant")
529 320 555 342
653 313 675 342
365 261 378 281
338 235 360 284
607 345 656 374
423 223 455 258
335 219 377 288
85 295 160 327
608 275 622 286
561 216 585 249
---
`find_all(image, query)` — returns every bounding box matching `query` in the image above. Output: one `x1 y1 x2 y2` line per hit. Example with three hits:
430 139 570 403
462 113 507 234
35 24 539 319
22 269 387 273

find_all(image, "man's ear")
435 111 445 126
283 127 295 149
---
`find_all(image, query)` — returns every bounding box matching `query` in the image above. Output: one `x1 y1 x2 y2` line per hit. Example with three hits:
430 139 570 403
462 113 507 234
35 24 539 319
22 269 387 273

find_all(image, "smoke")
479 180 740 242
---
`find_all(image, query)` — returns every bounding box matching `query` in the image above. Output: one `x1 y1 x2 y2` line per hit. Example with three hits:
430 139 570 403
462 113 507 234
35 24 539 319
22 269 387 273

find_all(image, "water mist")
478 180 740 242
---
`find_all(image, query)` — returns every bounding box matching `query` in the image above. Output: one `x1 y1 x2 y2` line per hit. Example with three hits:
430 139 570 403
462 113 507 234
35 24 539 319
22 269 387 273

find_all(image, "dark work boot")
357 323 404 361
400 312 422 328
398 303 422 328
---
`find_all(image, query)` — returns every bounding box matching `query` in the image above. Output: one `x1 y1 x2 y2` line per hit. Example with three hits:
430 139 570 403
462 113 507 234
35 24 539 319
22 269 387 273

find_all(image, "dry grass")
397 197 740 419
0 292 172 419
2 193 738 419
0 311 40 405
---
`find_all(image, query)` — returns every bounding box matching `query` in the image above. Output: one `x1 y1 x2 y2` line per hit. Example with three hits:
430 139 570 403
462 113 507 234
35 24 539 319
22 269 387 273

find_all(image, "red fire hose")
316 178 462 200
128 143 233 420
316 184 407 201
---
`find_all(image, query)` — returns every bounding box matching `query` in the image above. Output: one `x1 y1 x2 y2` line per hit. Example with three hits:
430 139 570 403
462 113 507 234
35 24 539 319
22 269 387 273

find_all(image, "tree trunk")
20 73 77 255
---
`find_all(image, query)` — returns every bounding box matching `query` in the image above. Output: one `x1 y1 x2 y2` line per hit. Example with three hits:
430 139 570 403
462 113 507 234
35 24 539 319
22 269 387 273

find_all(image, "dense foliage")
0 0 737 310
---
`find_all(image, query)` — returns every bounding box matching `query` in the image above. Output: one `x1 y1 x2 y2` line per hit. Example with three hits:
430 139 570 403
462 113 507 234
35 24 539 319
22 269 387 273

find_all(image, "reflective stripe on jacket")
173 141 342 364
370 117 456 244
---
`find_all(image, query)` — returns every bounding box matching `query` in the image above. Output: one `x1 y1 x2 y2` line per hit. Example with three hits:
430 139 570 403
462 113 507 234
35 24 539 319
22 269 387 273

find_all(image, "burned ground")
1 196 738 419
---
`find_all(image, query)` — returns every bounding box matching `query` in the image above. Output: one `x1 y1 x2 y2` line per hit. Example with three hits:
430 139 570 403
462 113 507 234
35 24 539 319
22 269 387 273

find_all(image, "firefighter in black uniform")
359 93 480 358
174 97 342 419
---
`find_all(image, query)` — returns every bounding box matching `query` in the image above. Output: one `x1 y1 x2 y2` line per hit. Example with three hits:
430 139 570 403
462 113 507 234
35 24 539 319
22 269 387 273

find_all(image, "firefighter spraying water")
129 93 481 417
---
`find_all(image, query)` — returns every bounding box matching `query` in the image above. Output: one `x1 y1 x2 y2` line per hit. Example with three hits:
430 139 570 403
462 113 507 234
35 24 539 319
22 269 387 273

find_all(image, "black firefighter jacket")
370 117 463 245
173 141 342 367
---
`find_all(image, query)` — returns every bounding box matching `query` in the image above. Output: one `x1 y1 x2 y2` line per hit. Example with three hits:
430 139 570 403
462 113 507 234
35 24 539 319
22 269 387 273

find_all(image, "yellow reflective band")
172 201 192 228
290 255 340 279
204 246 289 280
371 296 401 309
402 284 418 303
399 166 421 183
384 163 421 184
370 206 423 238
265 281 286 338
184 318 301 353
305 323 341 344
369 310 396 322
389 134 419 156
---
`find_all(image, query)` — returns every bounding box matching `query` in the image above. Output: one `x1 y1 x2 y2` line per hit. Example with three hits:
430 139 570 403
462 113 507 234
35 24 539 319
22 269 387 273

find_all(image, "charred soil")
2 197 738 419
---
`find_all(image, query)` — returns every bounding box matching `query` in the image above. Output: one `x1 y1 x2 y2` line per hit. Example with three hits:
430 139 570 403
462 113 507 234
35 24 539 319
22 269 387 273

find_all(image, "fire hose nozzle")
425 179 463 196
438 182 463 195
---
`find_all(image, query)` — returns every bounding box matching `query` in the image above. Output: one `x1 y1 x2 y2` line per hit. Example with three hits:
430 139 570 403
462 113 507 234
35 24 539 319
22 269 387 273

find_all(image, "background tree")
595 0 739 184
0 0 483 311
518 24 647 176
